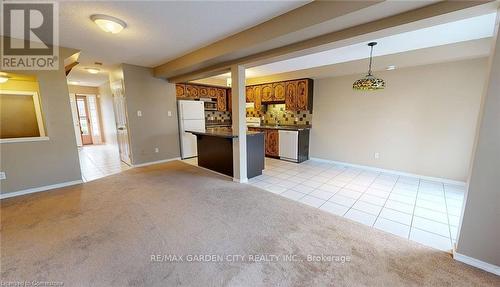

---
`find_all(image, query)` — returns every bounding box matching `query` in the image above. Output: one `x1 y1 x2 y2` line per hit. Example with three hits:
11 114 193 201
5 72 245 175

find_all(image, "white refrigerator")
178 100 205 159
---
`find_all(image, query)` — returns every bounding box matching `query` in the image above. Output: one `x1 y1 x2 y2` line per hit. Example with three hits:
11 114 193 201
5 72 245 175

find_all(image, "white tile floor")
78 145 131 182
246 158 465 252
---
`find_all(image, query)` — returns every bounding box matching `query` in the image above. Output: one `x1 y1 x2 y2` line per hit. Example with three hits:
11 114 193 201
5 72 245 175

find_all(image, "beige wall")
121 64 180 165
310 58 488 181
0 47 82 194
98 82 118 147
457 14 500 267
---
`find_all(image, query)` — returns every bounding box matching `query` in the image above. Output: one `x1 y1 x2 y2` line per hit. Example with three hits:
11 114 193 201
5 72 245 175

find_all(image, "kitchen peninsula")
187 128 265 179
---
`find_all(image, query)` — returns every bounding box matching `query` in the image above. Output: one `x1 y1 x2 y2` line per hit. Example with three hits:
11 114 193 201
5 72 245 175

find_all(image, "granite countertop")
249 125 312 131
205 121 232 127
187 127 263 139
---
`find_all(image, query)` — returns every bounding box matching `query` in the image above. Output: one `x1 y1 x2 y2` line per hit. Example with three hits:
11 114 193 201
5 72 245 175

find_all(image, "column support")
231 65 247 183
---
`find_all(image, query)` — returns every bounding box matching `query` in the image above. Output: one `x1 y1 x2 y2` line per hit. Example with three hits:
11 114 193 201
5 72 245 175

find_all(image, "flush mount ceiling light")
85 67 100 74
0 75 10 83
353 42 386 91
386 65 396 71
90 14 127 34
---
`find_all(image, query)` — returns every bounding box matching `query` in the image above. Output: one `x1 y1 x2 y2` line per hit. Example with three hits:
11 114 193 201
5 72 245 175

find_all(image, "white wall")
310 58 488 181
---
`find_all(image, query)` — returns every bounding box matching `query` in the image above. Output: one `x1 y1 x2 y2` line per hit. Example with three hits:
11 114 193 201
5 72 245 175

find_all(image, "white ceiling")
210 12 497 81
61 0 308 86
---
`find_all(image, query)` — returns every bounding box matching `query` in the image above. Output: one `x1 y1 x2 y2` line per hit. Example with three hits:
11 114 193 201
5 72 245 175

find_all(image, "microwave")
203 101 217 111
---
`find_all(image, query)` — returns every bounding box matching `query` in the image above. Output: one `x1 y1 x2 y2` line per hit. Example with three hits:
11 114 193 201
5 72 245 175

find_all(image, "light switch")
137 110 142 117
0 172 6 180
167 110 172 117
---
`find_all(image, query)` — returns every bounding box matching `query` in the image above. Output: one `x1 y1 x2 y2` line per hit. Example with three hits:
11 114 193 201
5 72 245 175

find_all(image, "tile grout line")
259 158 462 252
288 163 347 200
442 184 455 247
408 179 422 240
296 164 347 202
373 175 401 230
335 169 380 219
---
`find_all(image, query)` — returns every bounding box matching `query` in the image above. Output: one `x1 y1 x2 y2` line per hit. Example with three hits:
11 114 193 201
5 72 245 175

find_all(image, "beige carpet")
1 161 498 286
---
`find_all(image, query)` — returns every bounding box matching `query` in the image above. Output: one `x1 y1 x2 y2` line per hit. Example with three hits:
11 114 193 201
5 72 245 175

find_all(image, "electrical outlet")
0 172 6 180
167 111 172 117
137 110 142 117
154 147 159 153
374 152 380 159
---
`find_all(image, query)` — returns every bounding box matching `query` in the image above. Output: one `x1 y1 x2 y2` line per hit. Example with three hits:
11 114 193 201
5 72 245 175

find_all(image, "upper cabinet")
285 81 298 111
176 83 231 112
246 78 313 111
186 85 199 98
246 86 254 102
261 84 273 102
253 85 262 110
273 82 285 101
216 89 227 111
290 79 313 111
177 78 313 113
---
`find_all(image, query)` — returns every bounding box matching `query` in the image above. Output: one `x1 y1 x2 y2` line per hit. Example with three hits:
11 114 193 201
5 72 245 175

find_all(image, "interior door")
76 96 93 145
69 94 83 147
111 81 132 165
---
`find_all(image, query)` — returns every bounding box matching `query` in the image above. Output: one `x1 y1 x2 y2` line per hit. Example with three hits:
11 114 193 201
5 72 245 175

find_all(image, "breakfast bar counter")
187 128 265 179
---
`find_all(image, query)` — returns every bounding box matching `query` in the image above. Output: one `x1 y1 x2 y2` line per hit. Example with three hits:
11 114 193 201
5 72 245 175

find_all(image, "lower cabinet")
248 128 310 162
265 130 279 157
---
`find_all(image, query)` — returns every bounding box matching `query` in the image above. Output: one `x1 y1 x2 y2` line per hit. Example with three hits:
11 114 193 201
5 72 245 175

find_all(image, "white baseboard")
0 157 181 200
132 157 181 167
233 177 249 183
309 157 466 186
453 250 500 276
0 180 83 200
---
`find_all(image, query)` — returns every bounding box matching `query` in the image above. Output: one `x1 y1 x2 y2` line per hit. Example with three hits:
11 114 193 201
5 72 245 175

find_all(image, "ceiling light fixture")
353 42 385 91
0 75 10 83
386 65 396 71
85 68 100 74
90 14 127 34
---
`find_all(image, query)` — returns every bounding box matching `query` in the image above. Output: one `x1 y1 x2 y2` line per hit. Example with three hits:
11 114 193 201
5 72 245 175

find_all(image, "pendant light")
353 42 385 91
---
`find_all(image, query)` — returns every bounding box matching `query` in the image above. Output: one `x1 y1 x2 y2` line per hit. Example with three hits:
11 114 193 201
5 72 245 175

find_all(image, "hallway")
78 145 130 182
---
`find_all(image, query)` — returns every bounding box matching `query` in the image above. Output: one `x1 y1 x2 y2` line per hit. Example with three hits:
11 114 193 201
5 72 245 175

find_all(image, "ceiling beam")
162 1 496 83
154 0 384 79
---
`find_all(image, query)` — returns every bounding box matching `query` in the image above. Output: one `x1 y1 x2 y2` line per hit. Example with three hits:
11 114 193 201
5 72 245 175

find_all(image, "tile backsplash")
246 104 312 126
205 111 231 123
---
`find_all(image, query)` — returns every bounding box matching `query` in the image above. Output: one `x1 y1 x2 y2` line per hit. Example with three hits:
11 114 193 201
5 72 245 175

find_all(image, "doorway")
76 95 93 145
111 80 132 165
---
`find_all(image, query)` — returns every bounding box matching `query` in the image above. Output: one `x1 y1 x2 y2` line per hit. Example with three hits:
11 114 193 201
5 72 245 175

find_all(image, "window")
0 73 47 143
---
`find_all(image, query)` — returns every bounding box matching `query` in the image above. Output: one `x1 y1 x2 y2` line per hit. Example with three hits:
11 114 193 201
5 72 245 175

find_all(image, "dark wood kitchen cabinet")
285 81 298 111
254 85 262 110
186 85 199 98
176 84 186 98
261 84 273 102
248 128 279 157
273 82 285 101
177 83 231 112
198 86 209 97
246 86 254 102
265 130 279 157
216 89 227 111
285 79 313 111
